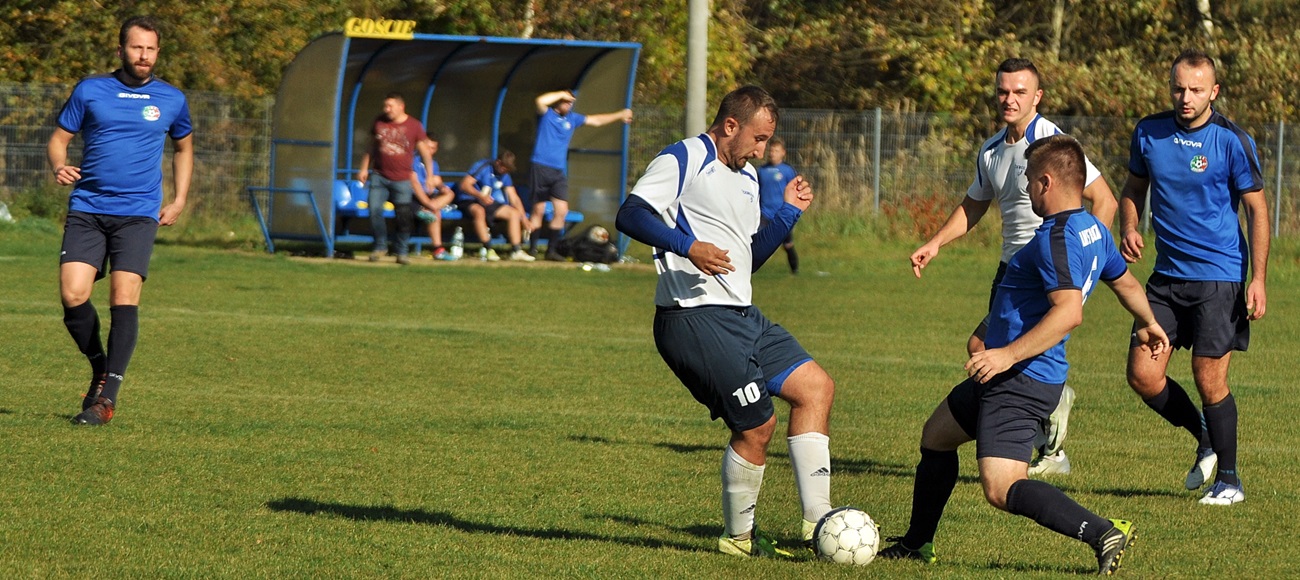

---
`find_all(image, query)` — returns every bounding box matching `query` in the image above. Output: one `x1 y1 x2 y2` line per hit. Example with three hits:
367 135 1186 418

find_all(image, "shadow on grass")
266 497 702 552
977 559 1094 575
1062 485 1187 499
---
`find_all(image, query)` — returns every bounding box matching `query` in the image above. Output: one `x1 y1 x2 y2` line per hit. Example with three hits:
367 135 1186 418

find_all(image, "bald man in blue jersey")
48 16 193 426
1119 49 1270 506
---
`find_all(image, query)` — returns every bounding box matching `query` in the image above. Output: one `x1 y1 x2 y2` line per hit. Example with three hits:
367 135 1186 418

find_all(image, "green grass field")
3 217 1299 577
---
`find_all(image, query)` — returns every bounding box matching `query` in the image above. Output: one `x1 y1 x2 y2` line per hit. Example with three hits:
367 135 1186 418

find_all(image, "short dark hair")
997 58 1040 84
495 149 516 173
119 16 160 46
710 85 779 129
1025 134 1086 192
425 130 438 141
1172 49 1217 77
385 92 405 103
769 136 785 148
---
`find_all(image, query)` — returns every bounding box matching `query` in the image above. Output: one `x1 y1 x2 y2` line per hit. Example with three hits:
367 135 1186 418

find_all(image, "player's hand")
1133 321 1169 359
1246 279 1267 321
53 165 81 186
356 169 369 184
620 109 633 124
965 347 1016 384
520 215 534 233
783 176 813 211
1120 229 1144 263
688 240 734 276
159 201 185 226
910 243 939 278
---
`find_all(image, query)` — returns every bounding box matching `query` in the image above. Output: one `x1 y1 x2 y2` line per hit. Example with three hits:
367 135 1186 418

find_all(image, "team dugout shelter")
249 20 640 255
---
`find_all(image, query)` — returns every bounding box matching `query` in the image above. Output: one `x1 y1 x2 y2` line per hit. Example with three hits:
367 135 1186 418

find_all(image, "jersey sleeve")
1227 130 1264 195
572 111 588 127
56 81 88 134
1036 227 1082 292
1099 238 1128 281
169 96 193 139
629 142 691 213
1082 153 1102 187
965 148 994 201
1127 123 1150 178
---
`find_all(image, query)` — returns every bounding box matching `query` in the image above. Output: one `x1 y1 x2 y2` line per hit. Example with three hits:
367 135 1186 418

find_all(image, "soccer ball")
814 507 880 566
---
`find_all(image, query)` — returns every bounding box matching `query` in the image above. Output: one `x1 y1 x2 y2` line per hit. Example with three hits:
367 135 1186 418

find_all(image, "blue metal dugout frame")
251 31 640 256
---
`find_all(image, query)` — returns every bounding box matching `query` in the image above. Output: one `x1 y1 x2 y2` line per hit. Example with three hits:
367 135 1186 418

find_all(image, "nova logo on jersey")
1173 135 1204 148
1190 154 1209 173
142 105 161 121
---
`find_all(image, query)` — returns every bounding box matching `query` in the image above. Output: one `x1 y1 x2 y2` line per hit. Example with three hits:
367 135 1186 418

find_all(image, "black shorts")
1130 273 1249 357
974 261 1009 340
945 370 1062 462
60 210 159 280
529 164 569 204
457 200 507 217
653 305 813 432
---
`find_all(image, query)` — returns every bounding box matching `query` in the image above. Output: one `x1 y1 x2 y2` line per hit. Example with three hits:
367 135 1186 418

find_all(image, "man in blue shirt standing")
1119 49 1270 506
879 135 1167 575
756 137 799 274
47 16 194 426
528 90 632 259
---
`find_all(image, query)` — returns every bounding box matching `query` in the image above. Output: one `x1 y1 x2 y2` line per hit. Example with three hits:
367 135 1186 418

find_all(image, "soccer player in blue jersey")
880 135 1167 575
1118 49 1270 506
911 58 1118 477
410 131 455 260
47 16 193 426
455 150 534 262
757 137 799 274
528 91 632 259
616 86 837 558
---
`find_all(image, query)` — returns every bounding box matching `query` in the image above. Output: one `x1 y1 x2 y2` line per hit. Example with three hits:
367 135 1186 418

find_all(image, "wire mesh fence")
2 81 1296 236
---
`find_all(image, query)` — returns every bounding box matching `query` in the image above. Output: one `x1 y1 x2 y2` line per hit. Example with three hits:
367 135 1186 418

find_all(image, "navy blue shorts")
60 210 159 281
529 164 569 204
1131 273 1249 357
653 305 813 432
945 369 1062 462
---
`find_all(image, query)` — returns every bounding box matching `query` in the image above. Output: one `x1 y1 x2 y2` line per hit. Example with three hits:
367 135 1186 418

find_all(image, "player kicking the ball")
881 135 1166 575
617 86 836 558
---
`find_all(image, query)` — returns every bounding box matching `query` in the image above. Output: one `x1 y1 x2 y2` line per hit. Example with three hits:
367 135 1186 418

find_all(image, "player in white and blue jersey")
910 58 1119 476
616 86 837 558
528 91 632 258
881 135 1168 575
48 16 193 426
757 137 799 274
1118 49 1270 506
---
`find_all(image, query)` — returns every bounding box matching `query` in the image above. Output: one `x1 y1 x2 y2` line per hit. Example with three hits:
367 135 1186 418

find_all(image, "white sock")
788 432 833 523
721 445 765 537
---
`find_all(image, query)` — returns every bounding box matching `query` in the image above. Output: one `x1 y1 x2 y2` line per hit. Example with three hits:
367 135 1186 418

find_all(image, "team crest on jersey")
1190 155 1209 173
142 105 161 121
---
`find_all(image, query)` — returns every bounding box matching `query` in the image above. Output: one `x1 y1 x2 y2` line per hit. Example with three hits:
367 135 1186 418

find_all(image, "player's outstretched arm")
585 109 634 127
1104 270 1168 357
911 195 991 278
1117 173 1149 263
964 289 1082 383
1241 189 1270 321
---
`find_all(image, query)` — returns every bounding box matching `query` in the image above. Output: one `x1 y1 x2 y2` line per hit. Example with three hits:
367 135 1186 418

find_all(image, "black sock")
1143 378 1210 448
902 447 959 548
511 244 522 253
101 305 139 403
785 245 799 274
1204 393 1240 486
1006 479 1112 546
63 301 107 378
543 226 561 255
531 226 549 253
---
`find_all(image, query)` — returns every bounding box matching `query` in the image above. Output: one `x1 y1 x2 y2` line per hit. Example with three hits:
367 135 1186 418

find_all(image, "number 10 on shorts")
732 382 762 406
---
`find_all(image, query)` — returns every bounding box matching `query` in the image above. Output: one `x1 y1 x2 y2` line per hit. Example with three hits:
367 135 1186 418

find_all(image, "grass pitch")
2 217 1299 577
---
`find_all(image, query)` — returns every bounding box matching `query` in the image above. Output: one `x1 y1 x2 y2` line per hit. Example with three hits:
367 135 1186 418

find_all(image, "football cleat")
1029 449 1072 476
801 518 817 550
1185 447 1218 490
877 536 937 564
73 397 115 426
1199 481 1245 506
718 528 794 559
1094 519 1135 575
83 376 106 411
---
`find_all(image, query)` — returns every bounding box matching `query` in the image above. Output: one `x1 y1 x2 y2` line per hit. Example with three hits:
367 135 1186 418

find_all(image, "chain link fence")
2 82 1296 236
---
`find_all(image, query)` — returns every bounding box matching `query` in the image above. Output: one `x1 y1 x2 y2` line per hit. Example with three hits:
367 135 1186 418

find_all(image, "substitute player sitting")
880 135 1167 575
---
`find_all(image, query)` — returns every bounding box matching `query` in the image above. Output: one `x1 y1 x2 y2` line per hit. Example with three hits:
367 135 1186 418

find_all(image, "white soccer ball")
814 507 880 566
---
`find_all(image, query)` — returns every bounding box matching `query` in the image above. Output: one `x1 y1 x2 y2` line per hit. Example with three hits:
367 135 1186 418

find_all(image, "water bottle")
450 226 464 259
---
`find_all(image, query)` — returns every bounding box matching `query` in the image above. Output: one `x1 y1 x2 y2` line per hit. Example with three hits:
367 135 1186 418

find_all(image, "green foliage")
1 181 67 221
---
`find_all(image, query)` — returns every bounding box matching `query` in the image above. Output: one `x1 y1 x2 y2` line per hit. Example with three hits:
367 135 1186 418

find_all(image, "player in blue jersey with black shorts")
617 86 838 558
47 16 193 426
528 91 632 259
1119 49 1270 506
757 137 800 274
454 151 534 262
880 135 1168 575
